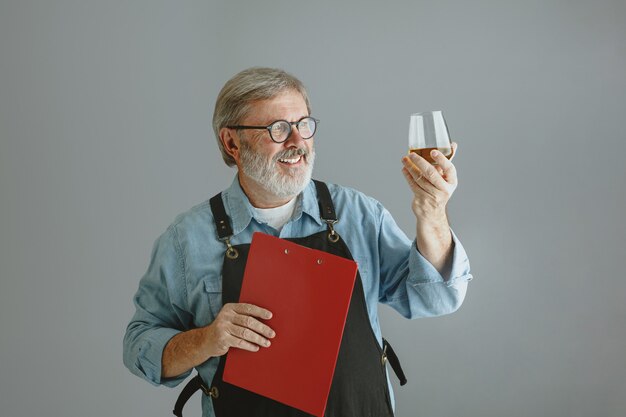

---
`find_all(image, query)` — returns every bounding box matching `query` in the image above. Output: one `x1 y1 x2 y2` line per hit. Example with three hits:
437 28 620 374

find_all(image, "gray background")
1 1 625 416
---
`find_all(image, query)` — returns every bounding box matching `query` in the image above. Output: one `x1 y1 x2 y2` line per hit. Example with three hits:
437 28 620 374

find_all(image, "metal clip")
381 342 388 366
223 237 239 259
200 383 220 398
203 386 219 399
325 219 340 243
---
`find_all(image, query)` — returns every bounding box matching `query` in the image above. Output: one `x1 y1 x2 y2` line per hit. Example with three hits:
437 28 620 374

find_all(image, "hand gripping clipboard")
222 232 358 417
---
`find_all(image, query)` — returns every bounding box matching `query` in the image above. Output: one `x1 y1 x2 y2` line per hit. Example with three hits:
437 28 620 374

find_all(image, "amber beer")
409 147 453 164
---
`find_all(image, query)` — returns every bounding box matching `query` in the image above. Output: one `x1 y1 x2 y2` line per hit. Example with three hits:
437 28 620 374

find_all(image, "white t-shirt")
252 197 297 232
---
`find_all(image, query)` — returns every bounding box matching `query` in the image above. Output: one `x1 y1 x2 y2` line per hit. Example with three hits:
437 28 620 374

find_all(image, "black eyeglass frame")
227 116 319 143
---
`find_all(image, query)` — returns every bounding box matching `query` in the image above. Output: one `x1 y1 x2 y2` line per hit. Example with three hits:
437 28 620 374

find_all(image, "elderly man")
123 67 472 417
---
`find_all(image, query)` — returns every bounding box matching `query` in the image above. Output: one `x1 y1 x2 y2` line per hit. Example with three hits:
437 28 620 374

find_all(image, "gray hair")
212 67 311 166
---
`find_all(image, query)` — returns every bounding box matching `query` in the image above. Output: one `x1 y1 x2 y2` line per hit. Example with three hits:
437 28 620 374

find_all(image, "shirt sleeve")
377 207 473 319
123 226 193 387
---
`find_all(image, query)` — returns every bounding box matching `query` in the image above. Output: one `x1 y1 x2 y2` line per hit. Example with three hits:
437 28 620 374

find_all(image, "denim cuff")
408 229 473 286
135 328 190 387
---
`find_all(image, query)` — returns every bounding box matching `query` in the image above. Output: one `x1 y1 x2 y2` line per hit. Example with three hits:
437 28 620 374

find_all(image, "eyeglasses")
227 116 319 143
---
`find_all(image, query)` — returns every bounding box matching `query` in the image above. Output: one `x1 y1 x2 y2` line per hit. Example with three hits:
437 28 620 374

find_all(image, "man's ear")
219 127 240 164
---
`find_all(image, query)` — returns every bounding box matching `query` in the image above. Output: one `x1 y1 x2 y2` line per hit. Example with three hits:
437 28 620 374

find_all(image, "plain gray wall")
1 1 625 416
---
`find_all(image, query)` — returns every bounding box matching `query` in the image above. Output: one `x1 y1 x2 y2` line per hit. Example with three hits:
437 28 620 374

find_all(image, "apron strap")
313 180 337 222
383 338 408 386
209 193 239 259
209 193 234 240
172 374 209 417
313 180 341 242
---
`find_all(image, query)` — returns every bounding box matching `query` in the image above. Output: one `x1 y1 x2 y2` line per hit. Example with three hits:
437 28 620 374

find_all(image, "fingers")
232 302 273 320
401 145 459 221
229 324 272 351
403 144 458 186
232 311 276 340
211 303 276 355
401 165 438 198
401 167 421 193
449 141 458 161
430 145 458 186
403 153 448 191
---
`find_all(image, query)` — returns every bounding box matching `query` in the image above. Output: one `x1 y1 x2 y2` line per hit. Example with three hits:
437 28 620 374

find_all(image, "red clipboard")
222 232 358 417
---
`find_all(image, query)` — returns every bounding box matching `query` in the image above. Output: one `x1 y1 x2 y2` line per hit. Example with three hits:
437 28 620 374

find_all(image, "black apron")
174 180 406 417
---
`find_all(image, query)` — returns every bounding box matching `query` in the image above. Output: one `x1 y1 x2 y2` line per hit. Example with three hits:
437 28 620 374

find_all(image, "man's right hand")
162 303 275 378
204 303 276 357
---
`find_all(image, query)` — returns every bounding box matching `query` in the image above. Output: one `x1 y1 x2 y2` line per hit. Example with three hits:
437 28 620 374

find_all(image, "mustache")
273 147 308 161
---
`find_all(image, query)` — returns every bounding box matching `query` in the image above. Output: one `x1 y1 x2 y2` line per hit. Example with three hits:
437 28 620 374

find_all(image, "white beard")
239 141 315 199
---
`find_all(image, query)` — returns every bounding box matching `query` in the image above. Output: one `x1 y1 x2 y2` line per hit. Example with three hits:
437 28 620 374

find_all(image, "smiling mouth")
278 155 303 165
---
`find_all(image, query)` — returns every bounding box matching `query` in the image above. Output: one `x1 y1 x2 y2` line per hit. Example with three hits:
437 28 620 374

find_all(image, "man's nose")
284 125 306 146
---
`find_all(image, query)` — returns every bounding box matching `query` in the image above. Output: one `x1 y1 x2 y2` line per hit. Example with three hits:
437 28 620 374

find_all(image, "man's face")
236 90 316 200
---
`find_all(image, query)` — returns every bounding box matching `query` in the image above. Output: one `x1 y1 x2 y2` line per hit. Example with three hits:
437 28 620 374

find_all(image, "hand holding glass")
408 111 455 164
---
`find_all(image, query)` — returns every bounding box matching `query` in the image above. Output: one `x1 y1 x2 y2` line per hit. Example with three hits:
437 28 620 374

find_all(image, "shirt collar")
222 175 323 237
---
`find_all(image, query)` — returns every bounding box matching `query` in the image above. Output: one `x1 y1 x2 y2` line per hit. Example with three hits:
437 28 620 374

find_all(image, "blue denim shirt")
123 176 472 416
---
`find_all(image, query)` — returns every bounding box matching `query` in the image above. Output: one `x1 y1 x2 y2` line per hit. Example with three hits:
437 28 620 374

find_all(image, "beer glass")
408 111 455 164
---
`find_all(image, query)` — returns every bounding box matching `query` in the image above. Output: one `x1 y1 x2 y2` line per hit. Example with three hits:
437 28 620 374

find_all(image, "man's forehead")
244 90 308 123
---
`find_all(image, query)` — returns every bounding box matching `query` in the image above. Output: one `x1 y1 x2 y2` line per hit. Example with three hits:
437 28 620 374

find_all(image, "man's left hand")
401 142 458 223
